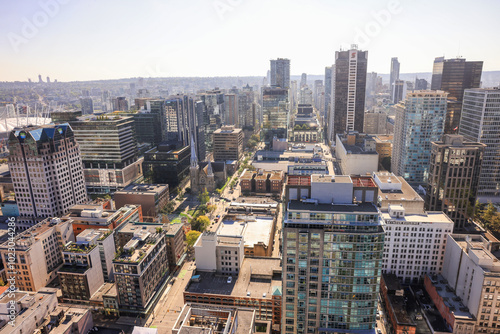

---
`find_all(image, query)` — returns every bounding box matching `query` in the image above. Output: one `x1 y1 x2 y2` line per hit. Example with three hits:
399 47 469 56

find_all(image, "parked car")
227 276 232 283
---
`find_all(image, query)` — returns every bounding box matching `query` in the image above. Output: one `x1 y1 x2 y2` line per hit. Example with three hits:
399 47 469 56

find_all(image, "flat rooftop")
117 183 169 195
219 216 274 248
311 174 351 183
288 175 311 186
288 200 378 214
90 282 117 302
427 275 474 320
381 211 454 224
186 258 281 299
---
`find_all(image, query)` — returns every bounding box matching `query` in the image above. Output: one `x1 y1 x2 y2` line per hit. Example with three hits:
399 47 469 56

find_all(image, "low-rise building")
114 183 169 222
65 203 142 236
380 274 417 334
184 257 282 331
194 231 244 275
0 218 74 292
173 304 262 334
0 288 94 334
240 170 284 196
218 215 276 257
424 274 476 334
113 224 169 316
335 131 379 175
164 223 185 272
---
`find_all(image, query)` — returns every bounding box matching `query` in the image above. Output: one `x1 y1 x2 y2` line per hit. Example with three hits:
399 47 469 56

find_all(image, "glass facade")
262 87 289 145
283 207 384 334
393 91 447 185
460 89 500 199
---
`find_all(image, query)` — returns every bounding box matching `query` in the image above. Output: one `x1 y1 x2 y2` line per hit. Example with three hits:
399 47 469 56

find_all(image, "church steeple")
190 134 198 168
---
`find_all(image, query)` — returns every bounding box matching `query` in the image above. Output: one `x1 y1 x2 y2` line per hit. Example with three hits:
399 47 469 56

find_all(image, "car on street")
227 276 232 283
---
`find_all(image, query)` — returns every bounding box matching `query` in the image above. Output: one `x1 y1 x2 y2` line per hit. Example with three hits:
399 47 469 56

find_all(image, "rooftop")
426 274 474 320
287 175 311 186
381 211 454 224
186 257 281 298
288 200 378 214
113 228 163 264
117 183 169 195
218 215 274 248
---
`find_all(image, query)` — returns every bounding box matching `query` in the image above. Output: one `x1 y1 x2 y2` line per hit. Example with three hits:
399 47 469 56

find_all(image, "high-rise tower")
8 124 88 223
389 57 400 101
270 58 291 89
328 45 368 144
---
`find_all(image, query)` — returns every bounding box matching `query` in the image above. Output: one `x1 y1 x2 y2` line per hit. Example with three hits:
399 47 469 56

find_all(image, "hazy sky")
1 0 499 82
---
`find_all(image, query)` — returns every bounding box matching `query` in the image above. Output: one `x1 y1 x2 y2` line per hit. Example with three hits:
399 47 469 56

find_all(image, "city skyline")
1 0 500 81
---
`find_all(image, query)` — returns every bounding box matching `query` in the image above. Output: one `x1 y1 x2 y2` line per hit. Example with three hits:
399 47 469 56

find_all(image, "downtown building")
328 45 368 144
262 87 289 145
389 57 400 102
0 217 75 292
66 114 143 194
425 134 485 229
431 57 483 134
460 87 500 203
283 174 384 334
270 58 291 89
7 124 88 224
392 90 448 185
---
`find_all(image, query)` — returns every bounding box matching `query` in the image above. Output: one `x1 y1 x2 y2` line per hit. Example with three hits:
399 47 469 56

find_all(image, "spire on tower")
190 134 198 168
207 160 214 176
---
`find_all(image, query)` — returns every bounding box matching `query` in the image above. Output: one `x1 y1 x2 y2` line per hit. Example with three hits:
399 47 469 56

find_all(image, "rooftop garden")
64 242 97 253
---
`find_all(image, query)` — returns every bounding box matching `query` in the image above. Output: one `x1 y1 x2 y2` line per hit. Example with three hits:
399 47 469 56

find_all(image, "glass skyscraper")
460 88 500 202
431 57 483 134
283 175 384 334
392 90 448 185
262 87 289 145
270 58 291 89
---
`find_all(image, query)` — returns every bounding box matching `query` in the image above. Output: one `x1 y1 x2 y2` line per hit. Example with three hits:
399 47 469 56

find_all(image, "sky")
1 0 499 82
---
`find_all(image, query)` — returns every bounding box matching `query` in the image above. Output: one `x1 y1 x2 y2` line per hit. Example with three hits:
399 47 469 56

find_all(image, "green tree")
207 204 217 214
192 215 210 232
483 202 497 222
199 189 210 205
186 230 201 247
162 201 175 214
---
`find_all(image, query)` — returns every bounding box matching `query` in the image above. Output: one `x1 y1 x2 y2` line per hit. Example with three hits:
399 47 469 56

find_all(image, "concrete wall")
194 233 217 271
311 180 353 204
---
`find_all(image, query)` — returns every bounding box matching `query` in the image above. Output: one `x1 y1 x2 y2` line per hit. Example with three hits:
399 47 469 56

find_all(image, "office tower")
80 97 94 115
225 93 238 126
144 143 190 188
200 89 225 152
270 58 290 89
300 73 307 88
193 100 207 161
441 234 500 332
213 126 244 161
415 77 428 90
102 90 112 112
389 57 400 101
328 45 368 143
68 115 142 194
299 86 313 105
238 84 255 129
8 125 88 222
392 79 404 104
165 96 187 144
262 87 289 145
460 88 500 202
426 134 485 229
82 89 90 97
313 80 324 111
129 99 165 146
114 184 169 222
365 71 378 98
112 97 129 111
290 80 298 111
283 174 383 333
38 74 43 83
0 217 75 291
324 66 333 121
392 91 447 184
46 76 50 83
431 57 483 133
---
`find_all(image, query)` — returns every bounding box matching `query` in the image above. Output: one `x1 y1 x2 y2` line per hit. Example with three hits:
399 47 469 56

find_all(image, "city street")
145 260 196 333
